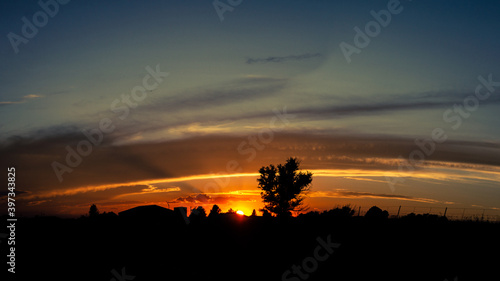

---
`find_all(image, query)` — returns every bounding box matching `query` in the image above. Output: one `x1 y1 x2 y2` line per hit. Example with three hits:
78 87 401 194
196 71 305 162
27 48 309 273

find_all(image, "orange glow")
227 203 260 216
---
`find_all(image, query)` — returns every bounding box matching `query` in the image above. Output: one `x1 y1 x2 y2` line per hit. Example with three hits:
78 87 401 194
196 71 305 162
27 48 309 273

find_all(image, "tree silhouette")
190 206 207 219
261 209 272 218
89 204 99 217
323 205 356 218
257 157 312 217
227 208 236 214
365 206 389 219
251 209 257 217
188 206 207 224
209 204 221 218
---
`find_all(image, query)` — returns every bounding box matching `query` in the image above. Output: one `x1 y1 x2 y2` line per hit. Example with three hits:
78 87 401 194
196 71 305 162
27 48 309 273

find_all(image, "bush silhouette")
365 206 389 219
323 205 356 218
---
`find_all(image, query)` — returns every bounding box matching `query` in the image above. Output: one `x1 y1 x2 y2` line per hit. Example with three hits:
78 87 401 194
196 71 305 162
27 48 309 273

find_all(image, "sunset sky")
1 0 500 218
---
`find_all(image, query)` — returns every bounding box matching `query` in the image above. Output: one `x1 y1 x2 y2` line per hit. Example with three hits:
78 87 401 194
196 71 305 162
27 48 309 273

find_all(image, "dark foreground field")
2 210 499 281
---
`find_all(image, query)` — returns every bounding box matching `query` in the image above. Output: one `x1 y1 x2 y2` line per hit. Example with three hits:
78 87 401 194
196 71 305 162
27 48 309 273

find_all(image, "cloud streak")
309 190 446 204
246 53 322 64
3 128 500 199
144 76 287 113
85 88 500 146
291 90 500 119
168 193 256 205
0 94 42 106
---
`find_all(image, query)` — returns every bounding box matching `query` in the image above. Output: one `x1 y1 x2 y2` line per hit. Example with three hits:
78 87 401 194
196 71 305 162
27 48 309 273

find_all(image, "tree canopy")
89 204 99 217
257 157 312 217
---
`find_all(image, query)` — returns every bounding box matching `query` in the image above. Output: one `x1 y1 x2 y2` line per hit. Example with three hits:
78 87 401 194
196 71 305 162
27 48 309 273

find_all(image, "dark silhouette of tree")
251 209 257 217
298 210 320 220
365 206 389 219
227 208 236 214
190 206 207 219
188 206 207 224
257 157 312 217
323 205 356 218
209 204 221 218
100 211 118 218
261 209 272 218
89 204 99 217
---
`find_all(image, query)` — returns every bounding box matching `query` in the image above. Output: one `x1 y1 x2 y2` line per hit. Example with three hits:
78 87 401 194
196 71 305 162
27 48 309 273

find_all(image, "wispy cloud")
309 190 446 204
109 88 500 143
112 185 181 199
168 193 256 205
0 190 27 198
291 90 500 119
0 94 42 106
4 129 500 196
144 76 287 113
246 53 322 64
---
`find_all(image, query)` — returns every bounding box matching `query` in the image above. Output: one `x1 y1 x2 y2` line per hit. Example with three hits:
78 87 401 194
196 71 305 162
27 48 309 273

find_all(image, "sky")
1 0 500 218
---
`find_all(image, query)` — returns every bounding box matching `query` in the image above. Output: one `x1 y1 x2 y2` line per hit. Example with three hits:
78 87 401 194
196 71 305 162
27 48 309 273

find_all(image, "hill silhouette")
2 204 499 281
118 204 175 220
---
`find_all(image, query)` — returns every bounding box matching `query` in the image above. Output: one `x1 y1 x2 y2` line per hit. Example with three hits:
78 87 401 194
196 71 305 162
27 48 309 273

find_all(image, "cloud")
3 126 499 216
246 53 322 64
27 200 50 206
309 190 445 204
290 90 500 119
170 194 212 204
0 190 27 198
142 76 287 114
168 193 256 205
2 124 500 212
0 94 42 106
75 75 291 143
112 185 181 199
90 88 500 146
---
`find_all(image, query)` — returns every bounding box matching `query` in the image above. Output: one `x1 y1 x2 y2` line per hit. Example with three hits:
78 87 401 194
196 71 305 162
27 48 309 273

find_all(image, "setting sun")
236 210 245 215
